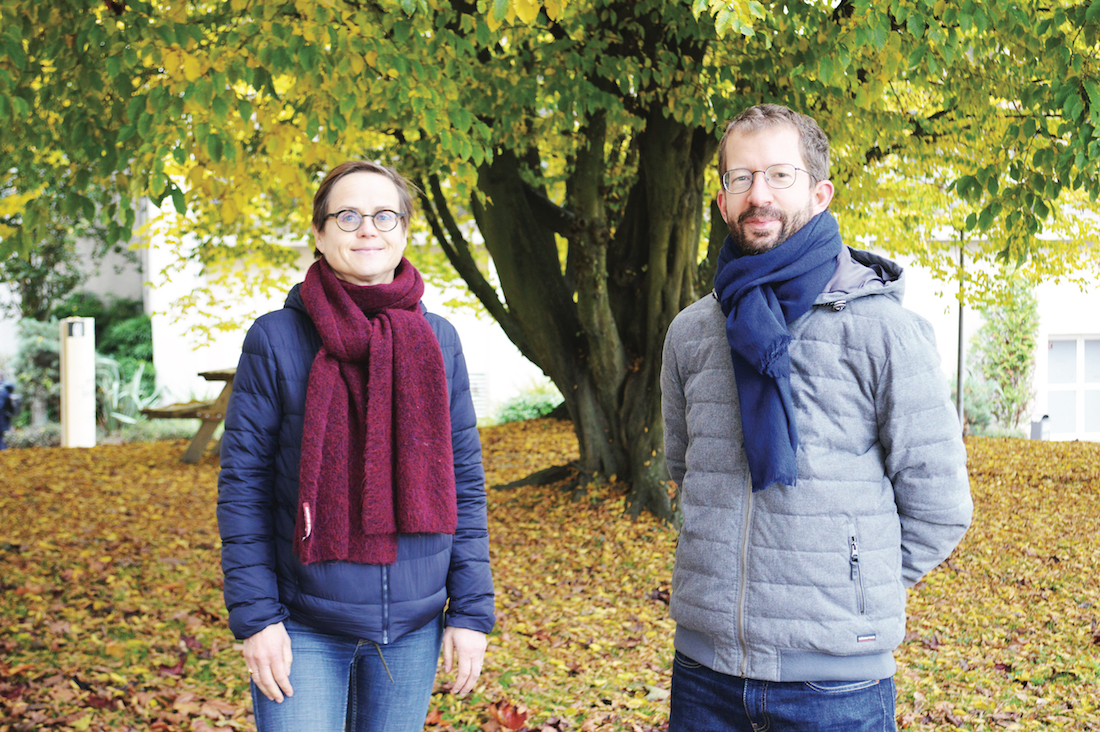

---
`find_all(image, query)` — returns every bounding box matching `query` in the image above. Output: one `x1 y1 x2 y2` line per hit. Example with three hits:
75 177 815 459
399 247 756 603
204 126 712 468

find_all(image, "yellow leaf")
514 0 541 24
221 197 239 224
183 53 202 83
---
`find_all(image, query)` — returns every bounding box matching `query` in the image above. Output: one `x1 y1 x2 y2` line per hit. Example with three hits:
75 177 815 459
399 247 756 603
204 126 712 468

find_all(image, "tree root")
491 461 598 501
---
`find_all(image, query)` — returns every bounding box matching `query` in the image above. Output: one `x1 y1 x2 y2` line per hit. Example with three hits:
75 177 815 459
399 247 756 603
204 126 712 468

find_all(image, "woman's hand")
243 622 294 703
441 626 487 697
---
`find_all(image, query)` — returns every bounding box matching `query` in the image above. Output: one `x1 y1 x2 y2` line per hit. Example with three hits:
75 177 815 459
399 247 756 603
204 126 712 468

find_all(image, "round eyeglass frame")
325 209 407 233
721 164 813 194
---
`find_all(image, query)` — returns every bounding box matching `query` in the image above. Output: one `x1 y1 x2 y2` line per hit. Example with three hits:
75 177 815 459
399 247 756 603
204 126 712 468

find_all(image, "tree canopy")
3 0 1100 518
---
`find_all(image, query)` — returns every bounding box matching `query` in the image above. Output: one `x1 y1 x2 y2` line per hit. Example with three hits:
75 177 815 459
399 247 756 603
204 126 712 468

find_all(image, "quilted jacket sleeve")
661 317 689 487
878 315 973 587
437 319 496 634
217 319 290 640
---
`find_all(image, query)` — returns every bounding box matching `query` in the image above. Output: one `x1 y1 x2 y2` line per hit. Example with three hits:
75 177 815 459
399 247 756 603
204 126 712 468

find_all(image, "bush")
11 294 157 428
494 382 564 424
951 372 997 436
11 318 61 426
4 418 201 449
96 356 165 433
4 423 62 448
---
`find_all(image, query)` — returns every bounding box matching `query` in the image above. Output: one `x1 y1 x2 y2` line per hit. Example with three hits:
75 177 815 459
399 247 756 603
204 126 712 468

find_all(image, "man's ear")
812 179 835 214
716 190 731 225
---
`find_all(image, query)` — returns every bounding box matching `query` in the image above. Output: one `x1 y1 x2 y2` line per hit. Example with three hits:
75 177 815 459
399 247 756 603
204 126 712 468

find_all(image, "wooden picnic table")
142 367 235 463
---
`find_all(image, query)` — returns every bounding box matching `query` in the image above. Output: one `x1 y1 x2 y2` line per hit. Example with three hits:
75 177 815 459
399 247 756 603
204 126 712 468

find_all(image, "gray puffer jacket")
661 246 972 683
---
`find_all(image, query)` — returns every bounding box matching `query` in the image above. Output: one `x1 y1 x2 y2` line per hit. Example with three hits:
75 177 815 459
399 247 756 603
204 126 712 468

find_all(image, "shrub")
951 372 997 436
970 281 1039 430
11 318 61 426
5 423 62 448
3 419 200 448
96 356 165 434
494 382 564 424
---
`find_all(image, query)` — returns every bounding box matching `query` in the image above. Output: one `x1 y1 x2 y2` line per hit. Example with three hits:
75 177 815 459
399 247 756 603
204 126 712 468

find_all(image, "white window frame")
1045 336 1100 440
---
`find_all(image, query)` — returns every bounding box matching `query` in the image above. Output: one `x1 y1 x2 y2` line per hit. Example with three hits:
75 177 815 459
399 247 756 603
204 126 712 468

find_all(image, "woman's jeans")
669 651 897 732
252 616 443 732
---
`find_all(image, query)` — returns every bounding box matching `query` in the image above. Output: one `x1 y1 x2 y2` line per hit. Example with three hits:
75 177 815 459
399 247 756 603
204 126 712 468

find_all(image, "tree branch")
417 174 537 363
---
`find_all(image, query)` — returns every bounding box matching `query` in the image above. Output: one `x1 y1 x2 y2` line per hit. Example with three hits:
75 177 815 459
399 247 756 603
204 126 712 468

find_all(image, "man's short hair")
717 104 830 183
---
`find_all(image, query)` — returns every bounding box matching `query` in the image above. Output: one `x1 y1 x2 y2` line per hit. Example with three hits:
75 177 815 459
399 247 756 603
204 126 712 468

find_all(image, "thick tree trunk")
442 110 715 522
414 3 721 522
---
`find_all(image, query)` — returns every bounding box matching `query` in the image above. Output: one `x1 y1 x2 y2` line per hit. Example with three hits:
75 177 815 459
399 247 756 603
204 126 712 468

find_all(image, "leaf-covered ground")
1 421 1099 731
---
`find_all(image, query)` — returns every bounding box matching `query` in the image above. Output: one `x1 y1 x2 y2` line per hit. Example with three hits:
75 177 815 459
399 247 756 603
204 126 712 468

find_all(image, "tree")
970 281 1040 431
3 0 1100 519
0 177 120 321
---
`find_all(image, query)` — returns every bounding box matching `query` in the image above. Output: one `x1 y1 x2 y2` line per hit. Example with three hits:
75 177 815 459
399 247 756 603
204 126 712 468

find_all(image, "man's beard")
729 202 815 256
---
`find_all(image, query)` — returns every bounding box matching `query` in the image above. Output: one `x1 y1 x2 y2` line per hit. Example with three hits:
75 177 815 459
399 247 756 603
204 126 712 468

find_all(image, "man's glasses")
325 209 406 232
721 164 813 194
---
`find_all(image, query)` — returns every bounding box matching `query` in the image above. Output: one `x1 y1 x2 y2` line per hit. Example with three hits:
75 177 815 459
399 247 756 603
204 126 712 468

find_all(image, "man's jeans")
669 651 897 732
252 616 443 732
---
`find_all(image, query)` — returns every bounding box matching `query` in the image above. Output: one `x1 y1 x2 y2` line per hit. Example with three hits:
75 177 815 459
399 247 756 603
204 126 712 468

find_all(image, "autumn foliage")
2 420 1099 731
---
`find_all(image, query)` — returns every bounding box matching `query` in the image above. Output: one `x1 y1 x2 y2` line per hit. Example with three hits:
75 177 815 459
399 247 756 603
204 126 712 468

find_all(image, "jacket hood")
285 283 306 314
816 246 905 307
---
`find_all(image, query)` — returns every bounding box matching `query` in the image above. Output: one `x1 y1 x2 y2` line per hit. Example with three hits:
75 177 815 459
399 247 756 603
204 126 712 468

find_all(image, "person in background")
217 161 495 732
0 375 18 449
660 104 972 731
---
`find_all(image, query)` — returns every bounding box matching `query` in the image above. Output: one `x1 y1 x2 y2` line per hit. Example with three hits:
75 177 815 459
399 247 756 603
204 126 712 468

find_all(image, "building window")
1047 337 1100 438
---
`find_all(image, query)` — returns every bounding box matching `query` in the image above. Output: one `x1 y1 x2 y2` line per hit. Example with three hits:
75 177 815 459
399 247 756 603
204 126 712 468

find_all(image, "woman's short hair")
716 104 830 183
311 160 415 233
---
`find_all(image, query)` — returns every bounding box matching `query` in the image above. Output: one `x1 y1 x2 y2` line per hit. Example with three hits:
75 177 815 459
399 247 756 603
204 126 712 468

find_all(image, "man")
660 104 972 730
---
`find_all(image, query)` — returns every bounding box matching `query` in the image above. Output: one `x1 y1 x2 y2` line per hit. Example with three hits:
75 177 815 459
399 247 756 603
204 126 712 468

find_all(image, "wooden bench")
143 368 235 463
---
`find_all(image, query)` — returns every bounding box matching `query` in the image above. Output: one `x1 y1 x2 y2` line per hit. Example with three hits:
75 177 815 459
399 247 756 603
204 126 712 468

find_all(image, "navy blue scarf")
714 211 843 491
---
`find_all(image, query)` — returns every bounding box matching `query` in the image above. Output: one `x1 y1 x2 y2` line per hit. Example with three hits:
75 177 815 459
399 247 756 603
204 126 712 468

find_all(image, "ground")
1 421 1099 731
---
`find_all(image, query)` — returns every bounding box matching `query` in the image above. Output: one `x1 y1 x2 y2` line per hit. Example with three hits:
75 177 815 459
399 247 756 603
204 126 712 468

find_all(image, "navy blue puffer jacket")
217 285 495 644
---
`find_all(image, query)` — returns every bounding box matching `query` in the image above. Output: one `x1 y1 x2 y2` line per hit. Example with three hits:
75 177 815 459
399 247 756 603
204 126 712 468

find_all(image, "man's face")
717 126 834 255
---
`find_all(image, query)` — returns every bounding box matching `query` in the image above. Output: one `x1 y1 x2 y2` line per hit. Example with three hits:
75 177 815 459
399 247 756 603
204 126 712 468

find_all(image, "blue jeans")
669 651 897 732
252 616 443 732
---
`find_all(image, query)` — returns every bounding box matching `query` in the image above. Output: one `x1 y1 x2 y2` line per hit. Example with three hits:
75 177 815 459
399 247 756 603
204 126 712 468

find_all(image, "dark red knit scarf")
295 257 456 565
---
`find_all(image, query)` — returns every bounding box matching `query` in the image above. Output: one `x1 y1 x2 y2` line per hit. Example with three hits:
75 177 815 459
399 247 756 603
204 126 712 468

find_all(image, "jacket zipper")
737 489 755 676
382 565 390 644
849 533 866 615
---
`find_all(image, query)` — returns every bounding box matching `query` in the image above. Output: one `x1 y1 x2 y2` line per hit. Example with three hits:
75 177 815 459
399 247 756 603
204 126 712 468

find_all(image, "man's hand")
243 622 294 703
441 626 487 697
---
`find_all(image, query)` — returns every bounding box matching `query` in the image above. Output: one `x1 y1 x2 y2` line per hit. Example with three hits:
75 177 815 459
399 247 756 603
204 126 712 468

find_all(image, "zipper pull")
849 536 859 579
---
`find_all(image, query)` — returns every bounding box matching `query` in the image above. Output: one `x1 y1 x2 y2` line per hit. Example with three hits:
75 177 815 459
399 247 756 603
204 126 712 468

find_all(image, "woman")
217 161 495 732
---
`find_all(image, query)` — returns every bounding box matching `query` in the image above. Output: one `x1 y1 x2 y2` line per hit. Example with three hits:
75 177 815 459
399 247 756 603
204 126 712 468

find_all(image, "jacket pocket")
848 526 866 615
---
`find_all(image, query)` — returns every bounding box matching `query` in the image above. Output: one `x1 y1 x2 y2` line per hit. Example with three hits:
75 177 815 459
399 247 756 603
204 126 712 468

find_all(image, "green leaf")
1064 92 1085 122
171 187 186 214
906 14 926 38
978 207 994 230
206 134 223 162
1087 0 1100 25
211 95 230 123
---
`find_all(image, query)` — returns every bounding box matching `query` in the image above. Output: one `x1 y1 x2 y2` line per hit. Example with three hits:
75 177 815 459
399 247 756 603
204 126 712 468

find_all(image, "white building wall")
1032 282 1100 440
141 231 544 419
3 222 1096 439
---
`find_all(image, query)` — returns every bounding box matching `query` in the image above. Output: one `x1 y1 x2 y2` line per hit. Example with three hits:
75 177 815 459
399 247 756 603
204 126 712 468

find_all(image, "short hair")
311 160 415 233
716 104 830 183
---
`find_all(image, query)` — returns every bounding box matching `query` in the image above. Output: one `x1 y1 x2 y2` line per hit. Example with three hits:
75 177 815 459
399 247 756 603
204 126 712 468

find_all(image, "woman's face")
313 172 408 286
